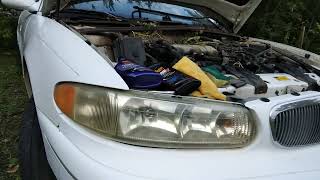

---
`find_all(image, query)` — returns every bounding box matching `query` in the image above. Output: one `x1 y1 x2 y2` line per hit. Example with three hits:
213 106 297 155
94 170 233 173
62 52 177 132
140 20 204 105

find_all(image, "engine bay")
73 26 320 102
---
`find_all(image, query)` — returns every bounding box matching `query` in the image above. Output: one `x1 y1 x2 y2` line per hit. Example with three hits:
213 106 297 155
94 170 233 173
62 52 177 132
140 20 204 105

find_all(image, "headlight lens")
54 83 255 148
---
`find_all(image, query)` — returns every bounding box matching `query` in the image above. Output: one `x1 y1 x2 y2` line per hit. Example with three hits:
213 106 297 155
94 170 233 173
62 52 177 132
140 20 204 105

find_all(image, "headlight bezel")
54 82 256 149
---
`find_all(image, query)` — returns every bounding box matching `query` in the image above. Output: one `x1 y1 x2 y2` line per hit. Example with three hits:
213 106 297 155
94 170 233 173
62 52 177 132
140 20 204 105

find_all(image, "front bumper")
38 91 320 180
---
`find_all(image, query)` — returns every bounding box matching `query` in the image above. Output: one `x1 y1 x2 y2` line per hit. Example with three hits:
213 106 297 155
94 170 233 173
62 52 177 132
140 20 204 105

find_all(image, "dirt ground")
0 50 27 180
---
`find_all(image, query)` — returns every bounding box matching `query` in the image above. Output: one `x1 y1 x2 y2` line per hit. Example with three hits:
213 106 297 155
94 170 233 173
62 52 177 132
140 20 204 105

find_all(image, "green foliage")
0 17 17 48
0 4 18 49
0 50 27 180
240 0 320 54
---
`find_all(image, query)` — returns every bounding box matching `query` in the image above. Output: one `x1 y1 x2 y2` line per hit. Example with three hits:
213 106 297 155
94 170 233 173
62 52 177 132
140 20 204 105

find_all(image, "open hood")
171 0 263 32
40 0 262 33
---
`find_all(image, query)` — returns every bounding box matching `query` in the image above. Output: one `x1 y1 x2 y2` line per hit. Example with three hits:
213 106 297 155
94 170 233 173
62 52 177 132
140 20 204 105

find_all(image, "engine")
82 30 320 102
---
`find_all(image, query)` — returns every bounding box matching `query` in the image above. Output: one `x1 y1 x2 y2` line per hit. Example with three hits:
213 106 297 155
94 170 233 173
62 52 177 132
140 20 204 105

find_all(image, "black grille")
271 104 320 147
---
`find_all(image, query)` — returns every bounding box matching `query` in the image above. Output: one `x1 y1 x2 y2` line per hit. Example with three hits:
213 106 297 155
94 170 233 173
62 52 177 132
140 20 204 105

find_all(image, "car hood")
168 0 262 32
41 0 262 33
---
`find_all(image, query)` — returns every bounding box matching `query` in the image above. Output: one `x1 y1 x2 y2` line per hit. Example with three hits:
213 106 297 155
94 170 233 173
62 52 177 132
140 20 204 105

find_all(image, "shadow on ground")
0 49 27 180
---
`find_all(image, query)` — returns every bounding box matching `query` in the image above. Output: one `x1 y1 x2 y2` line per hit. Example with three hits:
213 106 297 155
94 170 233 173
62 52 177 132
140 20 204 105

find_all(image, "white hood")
41 0 262 32
172 0 262 32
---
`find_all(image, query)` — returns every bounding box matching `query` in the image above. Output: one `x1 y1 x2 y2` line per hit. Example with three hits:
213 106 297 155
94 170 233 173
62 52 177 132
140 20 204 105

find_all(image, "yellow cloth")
173 57 226 101
205 73 229 88
191 91 213 99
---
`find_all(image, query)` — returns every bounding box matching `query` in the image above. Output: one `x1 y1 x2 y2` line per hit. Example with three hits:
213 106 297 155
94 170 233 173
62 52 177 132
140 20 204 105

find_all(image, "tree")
0 4 18 49
240 0 320 54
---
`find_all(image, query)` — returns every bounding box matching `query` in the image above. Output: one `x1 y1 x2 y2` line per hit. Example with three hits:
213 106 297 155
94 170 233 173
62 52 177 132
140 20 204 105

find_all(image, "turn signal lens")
54 83 76 117
54 83 255 148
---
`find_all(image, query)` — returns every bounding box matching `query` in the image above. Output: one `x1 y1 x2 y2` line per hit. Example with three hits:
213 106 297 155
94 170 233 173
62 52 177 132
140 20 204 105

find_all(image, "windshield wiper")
131 6 213 25
59 9 125 22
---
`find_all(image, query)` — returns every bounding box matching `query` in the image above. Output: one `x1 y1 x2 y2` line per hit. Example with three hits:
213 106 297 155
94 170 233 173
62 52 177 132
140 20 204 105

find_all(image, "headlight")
54 83 255 148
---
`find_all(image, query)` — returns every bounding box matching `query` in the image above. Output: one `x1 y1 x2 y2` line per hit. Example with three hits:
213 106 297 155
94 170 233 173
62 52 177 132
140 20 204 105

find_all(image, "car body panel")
2 1 320 179
250 38 320 68
38 109 149 180
17 11 33 73
38 91 320 180
1 0 41 11
21 12 128 125
167 0 263 32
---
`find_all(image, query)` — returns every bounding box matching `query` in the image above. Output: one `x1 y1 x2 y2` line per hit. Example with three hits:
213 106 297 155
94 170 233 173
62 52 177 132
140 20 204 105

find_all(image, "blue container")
115 58 163 89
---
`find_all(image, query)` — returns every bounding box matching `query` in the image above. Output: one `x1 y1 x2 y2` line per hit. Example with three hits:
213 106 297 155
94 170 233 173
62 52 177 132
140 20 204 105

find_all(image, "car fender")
17 11 33 72
250 38 320 69
22 14 128 125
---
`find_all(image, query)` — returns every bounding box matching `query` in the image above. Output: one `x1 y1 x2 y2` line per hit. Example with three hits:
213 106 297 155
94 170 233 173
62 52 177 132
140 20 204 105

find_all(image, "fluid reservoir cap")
275 76 289 81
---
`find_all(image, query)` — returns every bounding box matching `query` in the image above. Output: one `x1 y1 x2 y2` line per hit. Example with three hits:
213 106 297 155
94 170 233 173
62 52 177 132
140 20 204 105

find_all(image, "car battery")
230 73 308 99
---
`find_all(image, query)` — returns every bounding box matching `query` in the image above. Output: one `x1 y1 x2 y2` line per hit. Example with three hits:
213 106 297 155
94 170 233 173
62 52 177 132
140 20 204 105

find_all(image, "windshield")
65 0 221 27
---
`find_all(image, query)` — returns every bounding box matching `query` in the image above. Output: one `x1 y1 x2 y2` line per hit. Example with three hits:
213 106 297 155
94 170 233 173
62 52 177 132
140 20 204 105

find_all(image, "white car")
2 0 320 179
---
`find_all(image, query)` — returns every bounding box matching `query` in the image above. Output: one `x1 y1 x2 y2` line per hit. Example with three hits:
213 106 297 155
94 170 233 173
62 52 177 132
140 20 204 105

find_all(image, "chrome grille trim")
270 98 320 147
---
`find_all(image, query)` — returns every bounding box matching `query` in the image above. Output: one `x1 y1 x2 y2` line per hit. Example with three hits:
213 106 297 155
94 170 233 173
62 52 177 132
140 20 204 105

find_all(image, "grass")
0 49 27 180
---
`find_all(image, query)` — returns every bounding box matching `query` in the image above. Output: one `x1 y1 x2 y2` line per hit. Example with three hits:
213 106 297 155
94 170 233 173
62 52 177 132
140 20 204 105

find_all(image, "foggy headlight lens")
54 83 255 148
